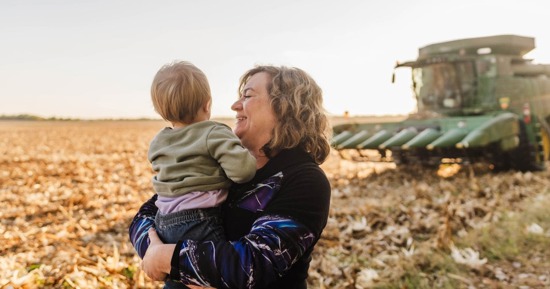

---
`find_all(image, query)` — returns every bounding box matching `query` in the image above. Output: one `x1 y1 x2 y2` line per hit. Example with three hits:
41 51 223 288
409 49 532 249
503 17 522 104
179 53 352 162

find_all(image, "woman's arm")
134 162 330 288
128 194 158 258
165 214 316 289
140 215 315 288
129 191 314 288
141 229 174 281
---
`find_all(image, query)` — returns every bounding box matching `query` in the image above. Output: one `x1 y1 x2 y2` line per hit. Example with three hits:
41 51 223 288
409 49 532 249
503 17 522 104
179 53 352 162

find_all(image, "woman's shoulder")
271 150 330 195
283 162 329 189
276 149 327 175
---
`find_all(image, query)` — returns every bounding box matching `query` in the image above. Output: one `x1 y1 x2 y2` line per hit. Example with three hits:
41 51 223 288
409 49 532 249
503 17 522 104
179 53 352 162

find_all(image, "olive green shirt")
148 121 256 197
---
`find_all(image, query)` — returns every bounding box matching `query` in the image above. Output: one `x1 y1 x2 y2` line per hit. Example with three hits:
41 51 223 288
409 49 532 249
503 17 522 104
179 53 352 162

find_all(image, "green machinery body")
332 34 550 171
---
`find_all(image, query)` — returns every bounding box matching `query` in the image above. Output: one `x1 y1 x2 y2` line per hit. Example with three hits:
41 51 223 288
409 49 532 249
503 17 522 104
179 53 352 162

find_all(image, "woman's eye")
243 94 252 98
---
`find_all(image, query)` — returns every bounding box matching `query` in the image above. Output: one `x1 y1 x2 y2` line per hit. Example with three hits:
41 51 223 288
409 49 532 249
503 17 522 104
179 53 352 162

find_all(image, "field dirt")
1 119 549 289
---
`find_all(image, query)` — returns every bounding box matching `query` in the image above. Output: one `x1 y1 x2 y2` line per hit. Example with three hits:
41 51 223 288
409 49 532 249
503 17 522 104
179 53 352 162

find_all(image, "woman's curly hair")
238 65 331 164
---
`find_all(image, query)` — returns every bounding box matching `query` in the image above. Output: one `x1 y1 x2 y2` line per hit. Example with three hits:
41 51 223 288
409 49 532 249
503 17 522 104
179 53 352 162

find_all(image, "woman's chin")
233 122 247 138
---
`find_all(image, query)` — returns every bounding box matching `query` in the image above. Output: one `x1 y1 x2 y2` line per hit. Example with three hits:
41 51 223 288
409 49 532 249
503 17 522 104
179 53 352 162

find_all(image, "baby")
147 60 256 288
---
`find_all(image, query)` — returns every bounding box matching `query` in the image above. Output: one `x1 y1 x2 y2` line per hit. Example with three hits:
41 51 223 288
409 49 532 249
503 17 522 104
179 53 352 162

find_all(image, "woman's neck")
255 155 270 169
249 147 268 169
250 147 279 169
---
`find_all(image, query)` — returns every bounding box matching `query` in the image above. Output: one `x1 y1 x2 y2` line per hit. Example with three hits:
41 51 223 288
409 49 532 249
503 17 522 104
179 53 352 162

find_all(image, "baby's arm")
207 124 256 183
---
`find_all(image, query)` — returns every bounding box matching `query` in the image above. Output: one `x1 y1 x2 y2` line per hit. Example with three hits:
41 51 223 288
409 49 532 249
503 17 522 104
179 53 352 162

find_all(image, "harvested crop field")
1 120 549 289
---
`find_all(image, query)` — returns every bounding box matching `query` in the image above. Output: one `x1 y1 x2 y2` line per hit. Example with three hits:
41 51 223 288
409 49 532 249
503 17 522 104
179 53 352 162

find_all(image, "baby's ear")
203 99 212 113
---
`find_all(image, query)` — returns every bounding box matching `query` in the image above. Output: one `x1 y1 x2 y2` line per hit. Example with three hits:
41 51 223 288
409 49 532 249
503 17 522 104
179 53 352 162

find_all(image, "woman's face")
231 72 277 154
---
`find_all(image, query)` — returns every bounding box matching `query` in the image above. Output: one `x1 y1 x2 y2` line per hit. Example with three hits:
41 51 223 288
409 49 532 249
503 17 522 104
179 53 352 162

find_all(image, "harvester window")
476 58 497 77
413 63 461 110
456 61 476 106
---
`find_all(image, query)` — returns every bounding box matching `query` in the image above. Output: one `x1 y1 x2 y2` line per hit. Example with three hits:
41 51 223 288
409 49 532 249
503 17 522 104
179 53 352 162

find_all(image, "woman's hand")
141 228 176 281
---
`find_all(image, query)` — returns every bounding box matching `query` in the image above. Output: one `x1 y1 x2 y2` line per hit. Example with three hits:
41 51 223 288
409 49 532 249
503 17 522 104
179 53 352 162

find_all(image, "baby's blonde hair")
151 61 211 123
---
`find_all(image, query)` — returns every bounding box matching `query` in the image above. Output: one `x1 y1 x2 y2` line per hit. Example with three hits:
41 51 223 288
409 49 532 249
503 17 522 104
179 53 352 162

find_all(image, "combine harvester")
332 34 550 171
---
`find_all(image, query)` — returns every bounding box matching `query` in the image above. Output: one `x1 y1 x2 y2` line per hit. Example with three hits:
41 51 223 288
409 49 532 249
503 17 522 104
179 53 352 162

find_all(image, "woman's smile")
231 72 276 155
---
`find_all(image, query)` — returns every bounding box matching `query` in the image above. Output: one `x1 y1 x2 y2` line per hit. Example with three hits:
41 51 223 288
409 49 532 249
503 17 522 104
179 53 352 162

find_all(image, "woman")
129 65 332 289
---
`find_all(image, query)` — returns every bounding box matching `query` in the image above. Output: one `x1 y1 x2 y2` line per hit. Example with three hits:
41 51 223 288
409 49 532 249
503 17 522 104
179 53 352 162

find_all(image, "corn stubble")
1 121 549 289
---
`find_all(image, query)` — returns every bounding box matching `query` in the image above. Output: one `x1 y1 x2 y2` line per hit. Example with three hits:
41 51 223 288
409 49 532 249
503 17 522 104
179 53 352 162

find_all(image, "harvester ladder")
537 116 550 161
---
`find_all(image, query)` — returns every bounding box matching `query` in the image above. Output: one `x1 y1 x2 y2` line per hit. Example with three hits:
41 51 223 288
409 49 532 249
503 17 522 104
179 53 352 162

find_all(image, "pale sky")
1 0 549 119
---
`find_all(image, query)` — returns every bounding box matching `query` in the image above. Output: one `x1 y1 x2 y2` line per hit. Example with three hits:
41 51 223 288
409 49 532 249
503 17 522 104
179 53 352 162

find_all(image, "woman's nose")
231 99 242 111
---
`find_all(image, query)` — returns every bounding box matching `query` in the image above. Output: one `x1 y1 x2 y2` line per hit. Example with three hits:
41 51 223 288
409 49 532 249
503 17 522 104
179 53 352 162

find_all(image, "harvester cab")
333 34 550 171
